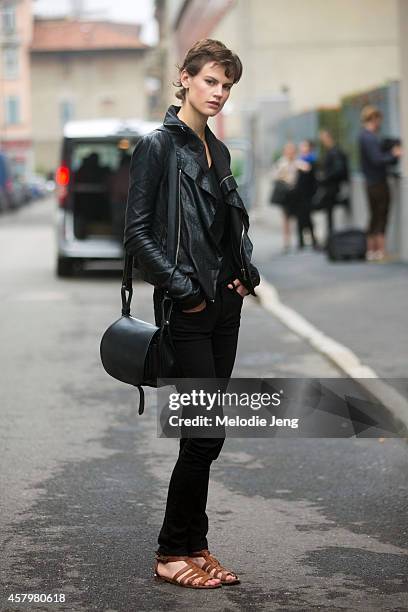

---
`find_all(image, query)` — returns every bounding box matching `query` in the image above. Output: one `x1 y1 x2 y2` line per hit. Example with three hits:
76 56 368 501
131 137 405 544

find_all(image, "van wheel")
56 257 75 277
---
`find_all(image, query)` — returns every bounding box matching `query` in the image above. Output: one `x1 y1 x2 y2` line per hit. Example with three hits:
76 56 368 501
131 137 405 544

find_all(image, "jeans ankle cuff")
156 546 189 556
188 542 208 554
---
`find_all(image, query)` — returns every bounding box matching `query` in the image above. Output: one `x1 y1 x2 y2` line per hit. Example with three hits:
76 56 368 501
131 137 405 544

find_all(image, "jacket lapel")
177 146 218 205
163 104 249 221
205 128 249 219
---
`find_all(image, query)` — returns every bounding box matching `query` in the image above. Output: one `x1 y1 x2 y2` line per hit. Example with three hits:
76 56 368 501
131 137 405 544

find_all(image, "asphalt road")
0 198 407 611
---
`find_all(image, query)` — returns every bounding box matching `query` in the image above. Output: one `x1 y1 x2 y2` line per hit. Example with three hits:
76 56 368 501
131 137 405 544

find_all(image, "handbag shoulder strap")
122 129 178 315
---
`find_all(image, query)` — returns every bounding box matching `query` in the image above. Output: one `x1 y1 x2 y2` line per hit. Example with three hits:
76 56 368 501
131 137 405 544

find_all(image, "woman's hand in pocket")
228 279 249 297
182 299 207 313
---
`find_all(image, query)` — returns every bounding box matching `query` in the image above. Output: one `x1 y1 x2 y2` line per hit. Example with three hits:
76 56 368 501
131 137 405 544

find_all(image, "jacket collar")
162 104 246 214
163 105 230 180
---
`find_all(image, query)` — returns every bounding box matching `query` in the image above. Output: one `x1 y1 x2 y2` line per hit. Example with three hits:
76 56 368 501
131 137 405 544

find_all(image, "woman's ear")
180 69 190 90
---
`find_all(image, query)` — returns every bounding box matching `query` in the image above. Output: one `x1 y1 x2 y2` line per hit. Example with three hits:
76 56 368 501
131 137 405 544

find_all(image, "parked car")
0 151 11 212
27 174 48 200
55 118 159 277
8 175 30 209
45 179 55 193
0 152 35 210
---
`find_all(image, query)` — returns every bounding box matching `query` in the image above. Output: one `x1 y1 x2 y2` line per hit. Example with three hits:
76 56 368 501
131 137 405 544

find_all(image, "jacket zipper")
175 168 181 264
239 223 247 280
220 174 233 188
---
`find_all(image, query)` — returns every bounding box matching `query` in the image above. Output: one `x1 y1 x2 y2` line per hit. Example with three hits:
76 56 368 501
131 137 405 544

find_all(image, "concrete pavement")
250 204 408 380
250 204 408 425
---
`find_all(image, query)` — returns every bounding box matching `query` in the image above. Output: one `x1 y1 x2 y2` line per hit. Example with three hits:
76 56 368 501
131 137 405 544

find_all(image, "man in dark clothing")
358 105 402 261
318 129 349 238
295 140 319 250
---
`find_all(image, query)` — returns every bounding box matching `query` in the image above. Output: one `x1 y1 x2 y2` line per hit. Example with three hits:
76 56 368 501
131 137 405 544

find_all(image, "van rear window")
71 141 133 175
67 139 136 241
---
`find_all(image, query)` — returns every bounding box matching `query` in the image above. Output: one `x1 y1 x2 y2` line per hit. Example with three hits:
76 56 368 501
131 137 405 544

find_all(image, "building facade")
166 0 400 156
31 18 151 173
0 0 33 179
163 0 408 259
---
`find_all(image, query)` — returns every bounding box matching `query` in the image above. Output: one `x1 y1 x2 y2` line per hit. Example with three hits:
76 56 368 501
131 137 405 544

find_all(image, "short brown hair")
361 105 382 124
173 38 243 102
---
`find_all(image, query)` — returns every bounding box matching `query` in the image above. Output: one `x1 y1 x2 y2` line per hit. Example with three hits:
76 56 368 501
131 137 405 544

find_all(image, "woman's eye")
205 78 231 90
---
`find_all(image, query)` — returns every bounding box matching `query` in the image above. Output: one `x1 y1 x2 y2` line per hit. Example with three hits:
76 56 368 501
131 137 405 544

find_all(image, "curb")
256 276 408 434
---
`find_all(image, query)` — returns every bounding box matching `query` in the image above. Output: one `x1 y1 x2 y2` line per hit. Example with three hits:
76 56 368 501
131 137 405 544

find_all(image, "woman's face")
299 141 310 156
284 143 297 160
180 61 234 117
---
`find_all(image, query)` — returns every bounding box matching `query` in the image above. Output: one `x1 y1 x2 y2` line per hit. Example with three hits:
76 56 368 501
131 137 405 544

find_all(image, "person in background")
318 129 349 239
359 105 402 261
271 142 299 253
0 151 11 212
300 139 317 165
295 140 319 250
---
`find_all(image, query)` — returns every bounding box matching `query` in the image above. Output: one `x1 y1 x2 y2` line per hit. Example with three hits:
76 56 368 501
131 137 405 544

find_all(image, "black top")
295 161 318 200
359 128 395 185
207 164 237 285
322 146 348 187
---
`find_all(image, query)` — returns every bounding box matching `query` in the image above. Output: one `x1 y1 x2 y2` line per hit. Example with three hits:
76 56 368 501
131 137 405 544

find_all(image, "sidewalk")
250 205 408 382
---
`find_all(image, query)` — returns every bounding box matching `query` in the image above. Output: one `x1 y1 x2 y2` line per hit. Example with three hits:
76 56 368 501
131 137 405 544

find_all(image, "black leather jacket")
123 104 260 310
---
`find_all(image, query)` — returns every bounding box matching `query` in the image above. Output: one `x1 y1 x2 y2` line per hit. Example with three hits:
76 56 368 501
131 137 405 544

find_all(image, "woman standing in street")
270 141 300 253
124 39 260 589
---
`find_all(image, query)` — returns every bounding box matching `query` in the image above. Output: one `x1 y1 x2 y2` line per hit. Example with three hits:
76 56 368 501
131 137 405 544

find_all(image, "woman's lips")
207 102 220 108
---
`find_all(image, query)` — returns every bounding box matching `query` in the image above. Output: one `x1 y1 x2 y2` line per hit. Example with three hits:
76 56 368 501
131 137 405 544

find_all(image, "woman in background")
270 141 299 253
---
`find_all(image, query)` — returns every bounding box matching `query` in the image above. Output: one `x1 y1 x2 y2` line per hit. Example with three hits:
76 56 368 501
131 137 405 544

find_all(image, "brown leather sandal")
154 554 222 589
190 549 240 585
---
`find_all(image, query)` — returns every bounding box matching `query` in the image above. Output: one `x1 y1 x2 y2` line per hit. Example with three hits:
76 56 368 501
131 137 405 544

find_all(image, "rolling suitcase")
326 229 367 261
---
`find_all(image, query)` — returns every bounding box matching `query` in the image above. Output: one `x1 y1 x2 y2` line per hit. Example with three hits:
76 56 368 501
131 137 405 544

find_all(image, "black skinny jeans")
297 198 317 248
153 282 243 556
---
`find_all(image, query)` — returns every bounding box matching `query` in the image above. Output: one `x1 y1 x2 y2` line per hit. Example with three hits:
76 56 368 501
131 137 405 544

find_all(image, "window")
60 100 75 126
71 142 122 174
5 96 20 124
3 46 19 78
1 4 16 34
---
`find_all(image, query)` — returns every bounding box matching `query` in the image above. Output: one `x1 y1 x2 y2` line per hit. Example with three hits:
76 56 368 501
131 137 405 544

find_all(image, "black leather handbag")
269 179 293 205
100 132 180 415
